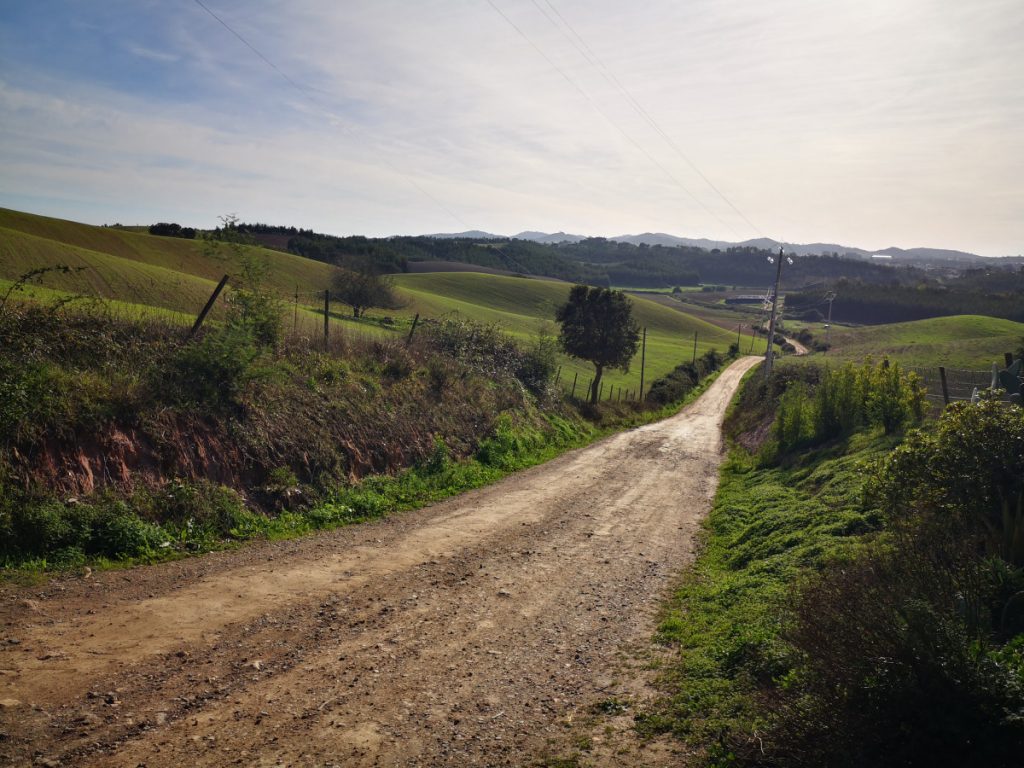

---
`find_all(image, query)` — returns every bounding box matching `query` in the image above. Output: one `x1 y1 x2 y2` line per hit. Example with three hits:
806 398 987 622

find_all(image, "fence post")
406 313 420 346
1006 352 1015 368
639 327 647 399
938 366 950 406
188 274 229 340
323 290 330 346
294 285 299 331
570 371 578 399
555 366 561 385
692 330 698 363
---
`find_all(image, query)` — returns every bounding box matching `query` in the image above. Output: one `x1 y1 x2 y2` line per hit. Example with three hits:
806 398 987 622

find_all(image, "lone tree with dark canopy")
556 285 641 403
330 258 400 318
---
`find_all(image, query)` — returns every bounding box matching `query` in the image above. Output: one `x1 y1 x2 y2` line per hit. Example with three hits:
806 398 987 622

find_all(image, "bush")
646 349 726 406
769 400 1024 766
160 324 259 409
772 360 925 454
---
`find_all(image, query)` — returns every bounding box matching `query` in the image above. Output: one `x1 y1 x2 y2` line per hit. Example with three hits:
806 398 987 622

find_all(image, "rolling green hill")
820 315 1024 369
393 272 738 395
0 208 335 313
0 208 773 395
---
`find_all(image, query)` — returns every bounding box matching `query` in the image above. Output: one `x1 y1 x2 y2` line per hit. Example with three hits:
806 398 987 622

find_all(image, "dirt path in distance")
1 356 761 768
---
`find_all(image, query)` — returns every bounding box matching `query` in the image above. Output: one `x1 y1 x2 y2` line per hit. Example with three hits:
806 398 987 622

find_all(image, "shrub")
160 324 259 409
769 400 1024 766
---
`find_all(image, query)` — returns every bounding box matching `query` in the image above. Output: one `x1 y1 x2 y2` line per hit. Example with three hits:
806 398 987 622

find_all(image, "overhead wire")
484 0 742 238
190 0 472 230
534 0 766 239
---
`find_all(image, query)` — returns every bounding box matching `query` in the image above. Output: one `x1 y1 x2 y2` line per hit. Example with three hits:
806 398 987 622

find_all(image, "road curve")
1 356 762 768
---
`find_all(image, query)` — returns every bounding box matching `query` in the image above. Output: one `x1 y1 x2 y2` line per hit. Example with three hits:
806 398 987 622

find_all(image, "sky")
0 0 1022 256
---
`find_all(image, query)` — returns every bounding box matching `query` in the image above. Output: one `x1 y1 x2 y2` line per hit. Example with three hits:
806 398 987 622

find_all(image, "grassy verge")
639 432 897 758
1 297 737 579
643 358 1024 766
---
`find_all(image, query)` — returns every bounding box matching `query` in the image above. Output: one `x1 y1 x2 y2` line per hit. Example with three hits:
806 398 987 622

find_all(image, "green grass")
0 207 334 311
813 314 1024 368
394 272 737 394
0 206 752 392
641 430 899 757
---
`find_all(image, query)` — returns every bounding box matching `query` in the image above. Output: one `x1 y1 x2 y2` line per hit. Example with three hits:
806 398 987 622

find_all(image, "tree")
555 285 640 403
330 261 399 318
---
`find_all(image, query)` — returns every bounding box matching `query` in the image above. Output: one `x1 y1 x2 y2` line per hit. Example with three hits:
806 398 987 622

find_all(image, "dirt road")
1 356 761 767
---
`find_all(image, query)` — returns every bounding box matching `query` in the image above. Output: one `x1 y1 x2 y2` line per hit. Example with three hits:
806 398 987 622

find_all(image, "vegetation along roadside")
0 283 736 576
643 357 1024 767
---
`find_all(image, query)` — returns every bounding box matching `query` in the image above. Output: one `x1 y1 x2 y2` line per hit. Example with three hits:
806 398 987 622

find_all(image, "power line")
535 0 765 239
485 0 741 237
191 0 471 230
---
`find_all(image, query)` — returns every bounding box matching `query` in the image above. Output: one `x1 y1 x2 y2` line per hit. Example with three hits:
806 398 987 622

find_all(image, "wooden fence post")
570 371 578 399
323 290 330 346
188 274 229 340
938 366 950 406
639 327 647 399
406 313 420 346
692 330 698 363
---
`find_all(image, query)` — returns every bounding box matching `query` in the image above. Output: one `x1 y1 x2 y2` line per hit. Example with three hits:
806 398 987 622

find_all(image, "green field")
14 207 1015 394
393 272 738 395
813 315 1024 369
0 208 334 314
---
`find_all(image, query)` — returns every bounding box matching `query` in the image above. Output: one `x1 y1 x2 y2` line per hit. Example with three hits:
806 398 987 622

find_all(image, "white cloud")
0 0 1021 254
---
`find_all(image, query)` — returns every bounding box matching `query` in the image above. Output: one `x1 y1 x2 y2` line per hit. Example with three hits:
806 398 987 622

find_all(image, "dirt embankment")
0 357 761 767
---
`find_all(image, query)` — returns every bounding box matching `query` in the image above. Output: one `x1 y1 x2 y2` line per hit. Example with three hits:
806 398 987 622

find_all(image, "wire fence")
905 364 1015 404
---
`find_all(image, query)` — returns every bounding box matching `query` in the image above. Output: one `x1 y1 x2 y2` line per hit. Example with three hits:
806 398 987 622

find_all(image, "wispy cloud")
0 0 1021 254
124 44 180 64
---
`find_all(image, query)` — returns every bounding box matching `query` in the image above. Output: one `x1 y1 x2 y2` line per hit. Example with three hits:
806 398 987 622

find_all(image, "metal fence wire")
906 365 1002 403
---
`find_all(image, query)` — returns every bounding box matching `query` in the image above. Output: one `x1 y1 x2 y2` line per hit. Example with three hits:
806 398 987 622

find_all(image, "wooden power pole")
764 247 786 378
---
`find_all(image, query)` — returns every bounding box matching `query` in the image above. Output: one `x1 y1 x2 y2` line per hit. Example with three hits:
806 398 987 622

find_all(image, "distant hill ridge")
425 230 1013 263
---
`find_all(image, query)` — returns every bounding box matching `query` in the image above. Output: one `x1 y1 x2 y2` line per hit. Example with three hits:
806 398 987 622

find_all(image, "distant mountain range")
423 230 1015 263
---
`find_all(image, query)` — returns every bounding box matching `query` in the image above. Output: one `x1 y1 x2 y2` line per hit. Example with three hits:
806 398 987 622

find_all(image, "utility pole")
824 291 836 350
764 246 786 378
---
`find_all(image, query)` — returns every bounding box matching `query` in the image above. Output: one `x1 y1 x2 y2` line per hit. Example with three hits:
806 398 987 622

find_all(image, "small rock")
248 660 263 671
0 698 22 709
154 712 168 726
496 589 512 598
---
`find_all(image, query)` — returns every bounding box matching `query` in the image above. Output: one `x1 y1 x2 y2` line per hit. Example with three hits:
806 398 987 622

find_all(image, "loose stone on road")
1 356 761 767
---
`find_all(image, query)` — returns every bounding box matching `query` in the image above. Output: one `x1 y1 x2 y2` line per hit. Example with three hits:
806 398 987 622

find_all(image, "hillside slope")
0 208 334 312
824 315 1024 368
